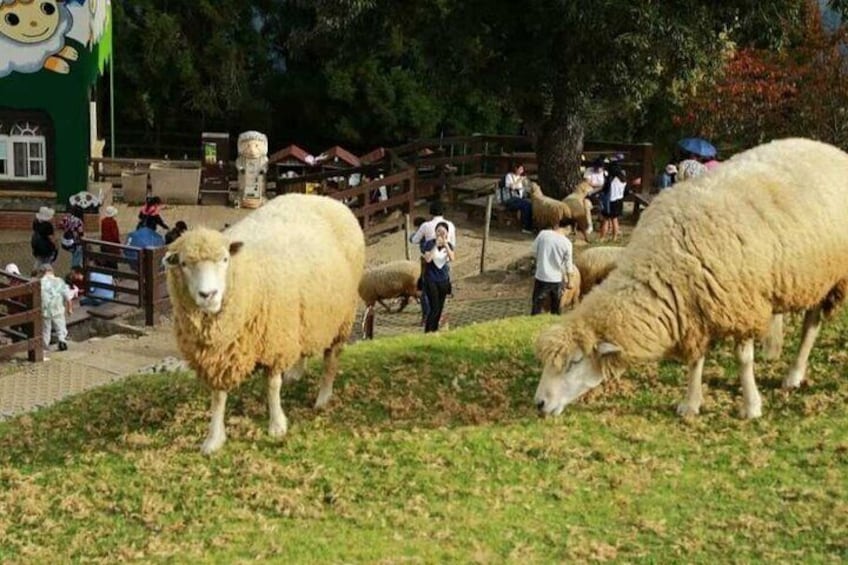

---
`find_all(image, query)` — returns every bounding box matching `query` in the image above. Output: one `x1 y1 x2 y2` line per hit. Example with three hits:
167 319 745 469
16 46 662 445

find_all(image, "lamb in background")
527 182 590 239
535 138 848 420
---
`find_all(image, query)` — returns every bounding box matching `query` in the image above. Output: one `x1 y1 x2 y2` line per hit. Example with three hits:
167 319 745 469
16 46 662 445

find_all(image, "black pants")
531 279 563 315
423 278 450 332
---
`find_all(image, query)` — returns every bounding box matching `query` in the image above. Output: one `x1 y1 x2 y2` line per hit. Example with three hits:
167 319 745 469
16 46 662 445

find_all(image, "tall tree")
284 1 803 196
113 1 271 155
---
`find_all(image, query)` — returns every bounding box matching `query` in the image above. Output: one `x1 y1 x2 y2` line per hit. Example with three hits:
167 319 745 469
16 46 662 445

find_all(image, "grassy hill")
0 313 846 562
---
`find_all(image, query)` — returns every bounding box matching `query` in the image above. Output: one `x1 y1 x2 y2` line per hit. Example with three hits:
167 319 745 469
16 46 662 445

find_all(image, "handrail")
0 275 43 362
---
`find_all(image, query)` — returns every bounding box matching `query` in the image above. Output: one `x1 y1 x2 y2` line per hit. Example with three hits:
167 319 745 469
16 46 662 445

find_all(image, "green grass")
0 313 847 562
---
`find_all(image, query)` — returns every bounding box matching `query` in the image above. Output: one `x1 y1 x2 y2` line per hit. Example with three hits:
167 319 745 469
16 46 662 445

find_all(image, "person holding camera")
421 222 455 333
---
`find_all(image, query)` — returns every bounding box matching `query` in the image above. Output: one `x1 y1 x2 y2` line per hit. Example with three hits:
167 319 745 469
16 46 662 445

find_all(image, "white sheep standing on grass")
165 193 365 454
534 138 848 420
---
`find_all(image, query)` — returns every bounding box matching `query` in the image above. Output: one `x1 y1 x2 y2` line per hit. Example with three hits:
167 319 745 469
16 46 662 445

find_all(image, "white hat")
104 206 118 218
4 263 20 276
35 206 54 222
665 164 678 175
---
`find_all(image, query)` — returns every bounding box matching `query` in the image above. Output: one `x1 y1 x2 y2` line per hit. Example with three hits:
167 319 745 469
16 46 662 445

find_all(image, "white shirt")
609 177 627 201
410 215 457 248
532 229 574 283
583 169 606 190
504 172 528 198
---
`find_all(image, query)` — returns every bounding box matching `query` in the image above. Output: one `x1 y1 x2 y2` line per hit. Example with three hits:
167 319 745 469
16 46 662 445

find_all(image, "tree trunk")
535 105 584 199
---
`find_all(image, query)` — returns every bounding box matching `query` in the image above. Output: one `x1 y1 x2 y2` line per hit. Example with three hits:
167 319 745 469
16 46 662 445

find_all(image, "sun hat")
4 263 20 276
35 206 55 222
104 206 118 218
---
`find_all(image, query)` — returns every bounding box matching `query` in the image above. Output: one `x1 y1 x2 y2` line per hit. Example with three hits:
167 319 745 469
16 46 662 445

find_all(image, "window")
0 121 46 181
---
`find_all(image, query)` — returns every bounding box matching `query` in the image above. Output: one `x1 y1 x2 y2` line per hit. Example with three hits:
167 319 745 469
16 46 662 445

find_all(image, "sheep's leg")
315 342 342 409
201 390 228 455
267 370 288 438
736 339 762 419
783 307 822 389
761 314 784 361
283 357 306 383
377 299 393 312
676 356 705 417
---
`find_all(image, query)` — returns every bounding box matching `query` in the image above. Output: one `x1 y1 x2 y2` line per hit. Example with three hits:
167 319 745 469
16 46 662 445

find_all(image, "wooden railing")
276 165 417 237
81 238 169 326
0 272 43 362
93 134 654 208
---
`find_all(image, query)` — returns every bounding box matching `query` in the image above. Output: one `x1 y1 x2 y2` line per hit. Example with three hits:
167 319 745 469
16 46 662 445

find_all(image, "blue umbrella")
678 137 717 159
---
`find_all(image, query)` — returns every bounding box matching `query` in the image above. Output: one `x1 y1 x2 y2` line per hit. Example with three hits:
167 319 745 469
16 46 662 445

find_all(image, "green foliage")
0 312 847 561
113 0 271 153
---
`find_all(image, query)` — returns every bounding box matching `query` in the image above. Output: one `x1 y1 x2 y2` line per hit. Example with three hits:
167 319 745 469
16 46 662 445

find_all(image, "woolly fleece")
167 193 365 391
358 260 421 307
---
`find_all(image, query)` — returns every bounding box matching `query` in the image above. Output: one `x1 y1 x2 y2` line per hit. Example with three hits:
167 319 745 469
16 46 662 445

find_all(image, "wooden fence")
0 272 43 362
81 238 169 326
275 163 417 237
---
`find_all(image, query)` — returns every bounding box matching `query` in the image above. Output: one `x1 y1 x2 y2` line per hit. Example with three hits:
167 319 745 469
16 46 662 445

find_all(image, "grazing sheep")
527 182 586 235
358 259 421 313
165 193 365 454
534 138 848 420
575 245 784 359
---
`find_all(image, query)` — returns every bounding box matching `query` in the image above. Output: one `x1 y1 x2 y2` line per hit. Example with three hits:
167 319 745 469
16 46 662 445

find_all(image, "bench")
460 194 520 228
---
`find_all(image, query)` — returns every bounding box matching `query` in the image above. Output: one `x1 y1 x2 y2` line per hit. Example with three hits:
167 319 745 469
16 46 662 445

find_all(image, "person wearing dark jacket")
137 196 169 232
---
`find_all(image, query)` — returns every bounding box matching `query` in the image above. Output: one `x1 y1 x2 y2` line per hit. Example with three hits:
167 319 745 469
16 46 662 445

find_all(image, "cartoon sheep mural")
0 0 77 77
165 193 366 454
534 138 848 420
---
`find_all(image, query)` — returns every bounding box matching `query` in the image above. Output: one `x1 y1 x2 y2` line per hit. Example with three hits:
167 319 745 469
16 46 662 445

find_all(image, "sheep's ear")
163 251 180 268
596 341 620 356
229 241 244 256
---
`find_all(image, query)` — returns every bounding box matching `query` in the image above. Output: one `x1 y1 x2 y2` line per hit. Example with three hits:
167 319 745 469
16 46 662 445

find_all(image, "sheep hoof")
676 401 700 417
739 402 762 420
268 416 288 438
314 387 333 410
782 368 804 389
200 433 226 455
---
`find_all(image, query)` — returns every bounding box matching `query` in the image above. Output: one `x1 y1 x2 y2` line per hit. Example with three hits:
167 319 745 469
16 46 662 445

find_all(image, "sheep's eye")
5 13 20 26
40 2 55 15
222 257 229 263
180 261 187 268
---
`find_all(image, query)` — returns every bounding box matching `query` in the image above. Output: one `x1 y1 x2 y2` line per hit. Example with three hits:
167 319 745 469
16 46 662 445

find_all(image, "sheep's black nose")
198 290 217 299
536 400 545 411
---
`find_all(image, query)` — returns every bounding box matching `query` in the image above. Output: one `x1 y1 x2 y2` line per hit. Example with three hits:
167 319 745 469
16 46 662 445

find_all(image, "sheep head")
527 182 542 197
164 228 244 314
533 322 622 416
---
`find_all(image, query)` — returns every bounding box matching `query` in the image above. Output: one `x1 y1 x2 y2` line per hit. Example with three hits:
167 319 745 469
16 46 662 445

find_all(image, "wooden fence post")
480 194 493 274
29 279 43 362
142 248 157 326
404 213 411 260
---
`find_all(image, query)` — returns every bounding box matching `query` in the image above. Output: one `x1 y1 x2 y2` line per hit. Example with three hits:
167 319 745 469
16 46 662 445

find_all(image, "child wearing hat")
37 263 74 354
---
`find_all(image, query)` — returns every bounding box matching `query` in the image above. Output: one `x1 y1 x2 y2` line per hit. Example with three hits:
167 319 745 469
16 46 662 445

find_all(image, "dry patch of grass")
0 313 847 562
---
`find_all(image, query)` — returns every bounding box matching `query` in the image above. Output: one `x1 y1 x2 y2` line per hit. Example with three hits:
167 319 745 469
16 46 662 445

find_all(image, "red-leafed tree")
677 0 848 151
